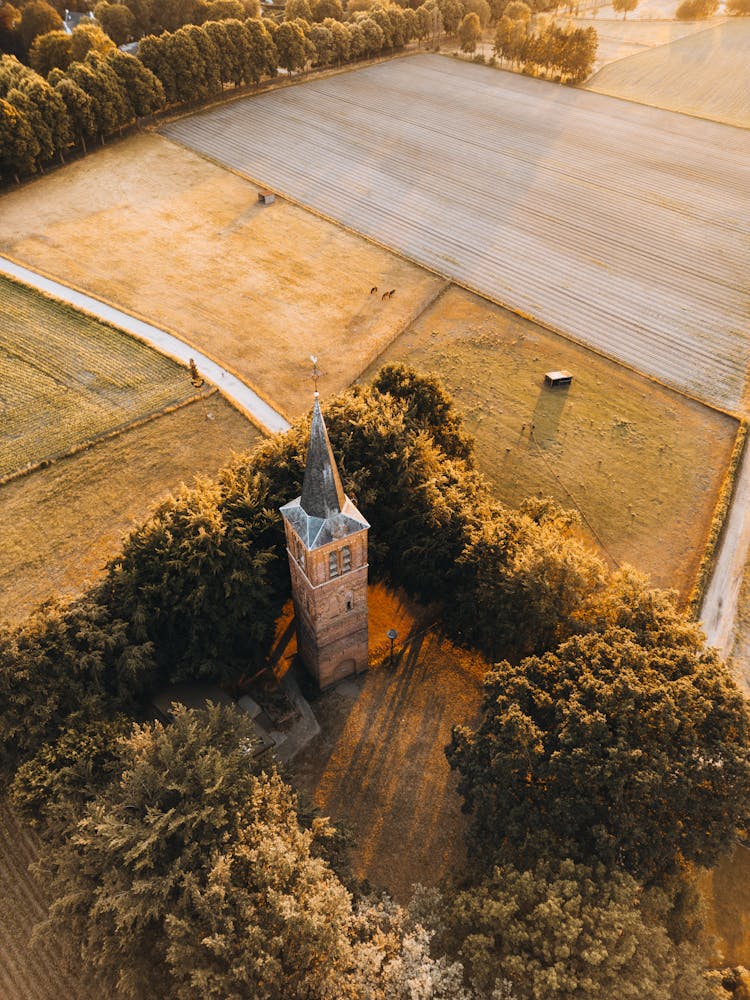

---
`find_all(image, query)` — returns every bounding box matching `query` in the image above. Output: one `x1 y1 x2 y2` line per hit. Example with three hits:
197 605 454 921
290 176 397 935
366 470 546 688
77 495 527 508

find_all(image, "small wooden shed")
258 190 275 205
544 370 573 387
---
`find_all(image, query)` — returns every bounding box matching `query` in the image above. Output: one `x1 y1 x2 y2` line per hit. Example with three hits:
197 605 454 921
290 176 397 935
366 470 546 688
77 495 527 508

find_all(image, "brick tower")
280 394 370 689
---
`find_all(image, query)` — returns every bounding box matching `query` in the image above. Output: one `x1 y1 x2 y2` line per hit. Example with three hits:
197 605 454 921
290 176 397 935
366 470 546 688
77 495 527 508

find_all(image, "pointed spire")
300 395 346 519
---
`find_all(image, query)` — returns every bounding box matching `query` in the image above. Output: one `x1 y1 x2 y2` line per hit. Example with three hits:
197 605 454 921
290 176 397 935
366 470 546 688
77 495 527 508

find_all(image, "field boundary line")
0 255 290 436
181 154 743 423
0 392 217 489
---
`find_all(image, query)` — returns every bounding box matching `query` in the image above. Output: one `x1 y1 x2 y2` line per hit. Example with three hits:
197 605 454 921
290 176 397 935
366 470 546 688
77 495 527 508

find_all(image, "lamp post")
386 628 398 668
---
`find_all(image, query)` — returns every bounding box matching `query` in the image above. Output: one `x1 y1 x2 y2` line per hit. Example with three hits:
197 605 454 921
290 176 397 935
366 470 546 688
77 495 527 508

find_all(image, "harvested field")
0 395 260 622
0 275 193 480
291 588 487 901
363 287 738 595
163 55 750 414
0 134 444 419
586 20 750 127
566 16 714 70
0 799 93 1000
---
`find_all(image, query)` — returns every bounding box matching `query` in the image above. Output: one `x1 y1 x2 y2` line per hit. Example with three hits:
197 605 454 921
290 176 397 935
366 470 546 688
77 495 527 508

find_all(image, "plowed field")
163 55 750 414
0 801 93 1000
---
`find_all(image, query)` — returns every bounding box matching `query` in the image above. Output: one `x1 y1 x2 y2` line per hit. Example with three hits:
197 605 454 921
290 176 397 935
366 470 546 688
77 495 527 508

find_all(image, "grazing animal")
370 286 378 294
381 291 389 301
388 289 396 298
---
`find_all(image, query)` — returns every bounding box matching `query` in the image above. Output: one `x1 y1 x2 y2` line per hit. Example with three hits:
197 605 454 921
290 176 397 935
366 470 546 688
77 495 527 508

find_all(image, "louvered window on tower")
329 551 340 578
342 546 351 572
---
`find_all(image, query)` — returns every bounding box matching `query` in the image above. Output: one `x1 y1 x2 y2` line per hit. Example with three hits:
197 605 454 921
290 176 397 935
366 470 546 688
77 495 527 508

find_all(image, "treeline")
2 366 749 998
492 4 596 82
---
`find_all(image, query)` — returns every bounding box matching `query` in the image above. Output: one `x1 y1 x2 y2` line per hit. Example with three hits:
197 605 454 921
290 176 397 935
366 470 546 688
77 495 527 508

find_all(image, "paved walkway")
0 256 290 436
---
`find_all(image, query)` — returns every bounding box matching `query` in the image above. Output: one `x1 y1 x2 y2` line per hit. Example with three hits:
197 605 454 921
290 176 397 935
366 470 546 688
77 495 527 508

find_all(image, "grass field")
161 55 750 415
290 585 486 901
0 395 261 622
586 20 750 127
363 287 738 596
0 800 94 1000
564 17 714 71
0 134 444 420
0 275 196 481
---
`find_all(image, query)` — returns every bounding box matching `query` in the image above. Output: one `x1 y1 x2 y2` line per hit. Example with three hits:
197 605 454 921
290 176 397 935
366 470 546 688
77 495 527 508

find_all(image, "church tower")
280 394 369 689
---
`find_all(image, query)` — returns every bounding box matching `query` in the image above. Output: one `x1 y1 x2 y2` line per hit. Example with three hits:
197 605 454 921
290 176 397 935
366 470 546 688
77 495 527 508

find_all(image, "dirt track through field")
163 55 750 415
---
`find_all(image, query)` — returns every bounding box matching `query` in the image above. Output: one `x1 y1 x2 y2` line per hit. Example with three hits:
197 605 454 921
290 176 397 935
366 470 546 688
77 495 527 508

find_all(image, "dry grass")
0 133 444 420
362 286 738 596
0 395 260 623
0 274 194 480
565 17 713 71
586 20 750 127
290 585 487 901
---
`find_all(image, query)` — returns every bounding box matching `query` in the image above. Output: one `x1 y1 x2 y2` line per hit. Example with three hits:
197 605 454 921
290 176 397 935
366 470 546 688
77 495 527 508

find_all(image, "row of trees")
493 9 597 81
0 48 163 179
2 366 749 996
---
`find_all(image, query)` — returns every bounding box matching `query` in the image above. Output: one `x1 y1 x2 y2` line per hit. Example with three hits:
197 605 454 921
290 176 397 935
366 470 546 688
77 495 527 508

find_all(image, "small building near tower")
280 395 370 689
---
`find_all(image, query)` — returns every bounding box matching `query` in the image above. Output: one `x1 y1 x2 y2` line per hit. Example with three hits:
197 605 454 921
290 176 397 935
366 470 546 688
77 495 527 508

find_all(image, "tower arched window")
341 546 351 573
329 551 340 578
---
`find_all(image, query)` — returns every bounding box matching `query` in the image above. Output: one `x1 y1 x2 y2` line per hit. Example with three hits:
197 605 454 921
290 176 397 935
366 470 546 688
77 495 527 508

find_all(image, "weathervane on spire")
310 355 324 397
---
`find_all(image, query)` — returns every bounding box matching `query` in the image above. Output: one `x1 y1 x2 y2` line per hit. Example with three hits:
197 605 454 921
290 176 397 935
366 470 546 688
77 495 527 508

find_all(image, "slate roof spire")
300 393 346 518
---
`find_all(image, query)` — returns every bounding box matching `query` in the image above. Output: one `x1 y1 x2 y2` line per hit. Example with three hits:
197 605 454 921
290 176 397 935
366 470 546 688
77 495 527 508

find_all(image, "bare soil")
362 286 738 597
0 799 94 1000
565 16 713 71
0 395 260 622
0 133 444 420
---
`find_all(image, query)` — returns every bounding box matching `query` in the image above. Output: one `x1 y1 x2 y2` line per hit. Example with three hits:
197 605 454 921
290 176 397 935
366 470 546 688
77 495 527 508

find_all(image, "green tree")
368 4 394 45
243 16 278 82
121 0 154 34
284 0 313 18
5 70 70 164
464 0 491 26
41 704 354 1000
28 28 72 74
273 18 310 72
67 49 131 136
93 1 136 43
503 0 531 19
105 474 286 683
675 0 717 16
19 0 62 50
440 860 715 1000
447 626 750 882
726 0 750 12
106 47 164 115
70 21 115 61
612 0 637 14
53 74 95 149
137 32 177 100
0 94 38 180
309 20 334 62
0 595 154 774
436 0 463 32
0 2 22 57
10 716 131 835
322 15 349 60
458 11 481 51
204 0 245 16
355 13 385 52
313 0 343 18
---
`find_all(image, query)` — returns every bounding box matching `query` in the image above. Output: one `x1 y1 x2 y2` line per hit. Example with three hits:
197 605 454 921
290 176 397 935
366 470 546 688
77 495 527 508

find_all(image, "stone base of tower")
296 616 369 690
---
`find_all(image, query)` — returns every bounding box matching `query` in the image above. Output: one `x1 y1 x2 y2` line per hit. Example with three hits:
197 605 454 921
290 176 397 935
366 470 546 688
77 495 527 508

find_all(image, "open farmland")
163 55 750 415
565 17 716 71
586 21 750 127
0 800 93 1000
0 395 260 622
363 287 738 595
0 135 444 420
0 275 195 480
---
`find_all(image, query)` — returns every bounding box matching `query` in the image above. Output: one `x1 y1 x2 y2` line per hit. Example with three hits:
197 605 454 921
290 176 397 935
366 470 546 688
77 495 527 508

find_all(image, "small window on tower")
342 546 351 572
329 551 339 578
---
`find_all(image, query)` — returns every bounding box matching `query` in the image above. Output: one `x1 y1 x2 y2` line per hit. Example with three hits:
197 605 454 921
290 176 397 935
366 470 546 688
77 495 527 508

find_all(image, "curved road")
0 256 290 436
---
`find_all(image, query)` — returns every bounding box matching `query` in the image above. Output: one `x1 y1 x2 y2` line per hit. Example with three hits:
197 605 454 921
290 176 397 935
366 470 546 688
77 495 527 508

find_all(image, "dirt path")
700 444 750 695
0 256 290 436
